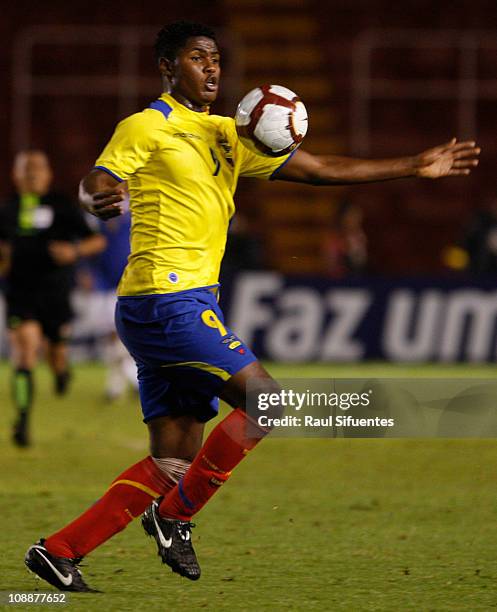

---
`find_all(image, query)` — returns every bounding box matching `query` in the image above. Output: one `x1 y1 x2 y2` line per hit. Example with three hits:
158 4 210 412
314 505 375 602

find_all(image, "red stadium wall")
0 1 225 201
1 0 495 276
313 0 497 274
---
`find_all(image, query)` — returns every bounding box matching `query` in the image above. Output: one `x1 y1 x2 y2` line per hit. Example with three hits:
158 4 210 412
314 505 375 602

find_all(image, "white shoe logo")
182 531 190 542
152 506 172 549
33 547 73 587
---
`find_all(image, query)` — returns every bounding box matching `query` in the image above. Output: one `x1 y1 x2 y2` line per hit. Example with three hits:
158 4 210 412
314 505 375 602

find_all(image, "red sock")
45 457 174 559
159 409 266 520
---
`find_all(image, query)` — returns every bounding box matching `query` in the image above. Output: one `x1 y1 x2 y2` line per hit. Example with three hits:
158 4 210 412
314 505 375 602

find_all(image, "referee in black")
0 150 106 446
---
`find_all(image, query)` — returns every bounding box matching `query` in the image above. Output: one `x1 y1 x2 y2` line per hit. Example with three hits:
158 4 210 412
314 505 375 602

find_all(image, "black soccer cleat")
142 499 201 581
25 539 97 592
12 412 30 447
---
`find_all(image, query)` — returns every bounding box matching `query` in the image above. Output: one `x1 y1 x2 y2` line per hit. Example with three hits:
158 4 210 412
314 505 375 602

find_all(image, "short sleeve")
94 111 160 181
236 131 295 180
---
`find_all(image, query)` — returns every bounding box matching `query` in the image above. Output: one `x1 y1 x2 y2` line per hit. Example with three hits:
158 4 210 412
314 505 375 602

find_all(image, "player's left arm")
274 139 480 185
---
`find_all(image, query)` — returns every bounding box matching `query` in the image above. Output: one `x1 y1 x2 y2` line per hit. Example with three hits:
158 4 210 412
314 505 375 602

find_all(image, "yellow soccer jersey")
95 93 292 296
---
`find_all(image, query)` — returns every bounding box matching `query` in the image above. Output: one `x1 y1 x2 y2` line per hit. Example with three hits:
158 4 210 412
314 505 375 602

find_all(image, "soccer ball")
235 84 308 157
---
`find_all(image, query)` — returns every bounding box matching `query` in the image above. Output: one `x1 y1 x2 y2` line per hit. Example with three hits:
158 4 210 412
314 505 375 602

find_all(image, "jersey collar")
160 92 210 116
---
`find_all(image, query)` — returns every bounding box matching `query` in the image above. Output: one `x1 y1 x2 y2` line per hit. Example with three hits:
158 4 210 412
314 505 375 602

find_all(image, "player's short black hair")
155 20 217 61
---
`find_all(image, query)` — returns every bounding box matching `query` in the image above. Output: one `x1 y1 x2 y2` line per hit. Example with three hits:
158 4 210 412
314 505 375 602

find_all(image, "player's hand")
84 187 126 220
413 138 480 179
48 241 79 266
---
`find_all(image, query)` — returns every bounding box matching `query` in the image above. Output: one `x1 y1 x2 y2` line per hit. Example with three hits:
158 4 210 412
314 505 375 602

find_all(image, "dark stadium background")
1 0 495 275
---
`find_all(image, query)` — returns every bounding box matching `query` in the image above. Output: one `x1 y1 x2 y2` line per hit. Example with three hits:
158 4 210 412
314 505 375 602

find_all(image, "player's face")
166 36 220 108
12 151 53 195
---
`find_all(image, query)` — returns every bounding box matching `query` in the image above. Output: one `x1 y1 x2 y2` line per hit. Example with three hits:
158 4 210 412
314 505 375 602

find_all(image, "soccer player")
0 150 106 446
24 21 480 591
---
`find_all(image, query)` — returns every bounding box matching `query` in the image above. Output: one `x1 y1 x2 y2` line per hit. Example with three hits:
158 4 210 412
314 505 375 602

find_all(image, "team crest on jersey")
218 139 234 167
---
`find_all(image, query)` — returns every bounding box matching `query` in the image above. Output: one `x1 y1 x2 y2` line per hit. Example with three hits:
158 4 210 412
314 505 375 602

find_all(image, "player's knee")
221 360 278 410
152 457 191 484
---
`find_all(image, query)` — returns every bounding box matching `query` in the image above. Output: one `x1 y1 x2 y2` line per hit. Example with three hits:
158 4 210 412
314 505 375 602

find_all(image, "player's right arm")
79 110 160 220
79 170 126 221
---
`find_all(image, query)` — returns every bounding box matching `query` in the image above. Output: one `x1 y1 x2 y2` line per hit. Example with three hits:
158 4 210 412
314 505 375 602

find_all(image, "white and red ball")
235 84 308 157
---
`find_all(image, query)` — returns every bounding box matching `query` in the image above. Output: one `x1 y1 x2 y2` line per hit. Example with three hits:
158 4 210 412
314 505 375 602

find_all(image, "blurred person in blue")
88 205 138 400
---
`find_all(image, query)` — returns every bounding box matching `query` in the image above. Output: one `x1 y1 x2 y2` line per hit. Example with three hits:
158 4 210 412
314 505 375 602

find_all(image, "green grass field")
1 361 497 611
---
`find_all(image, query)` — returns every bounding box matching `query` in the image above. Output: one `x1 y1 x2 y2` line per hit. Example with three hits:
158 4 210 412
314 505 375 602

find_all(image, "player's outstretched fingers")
452 159 479 168
448 169 471 176
448 141 477 152
453 148 481 160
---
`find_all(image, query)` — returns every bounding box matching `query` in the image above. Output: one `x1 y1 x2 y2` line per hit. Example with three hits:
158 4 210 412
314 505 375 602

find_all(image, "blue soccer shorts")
115 287 257 423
